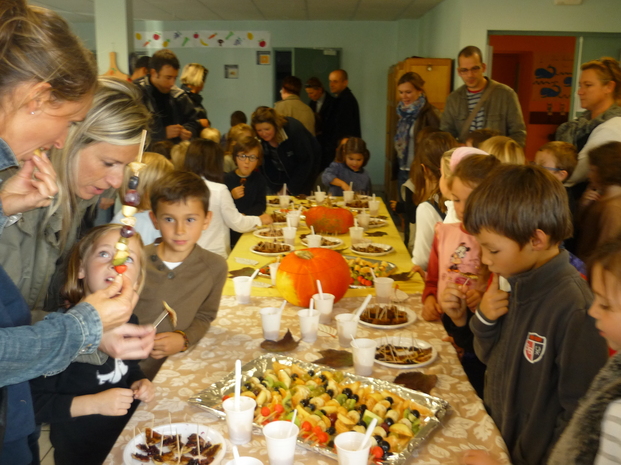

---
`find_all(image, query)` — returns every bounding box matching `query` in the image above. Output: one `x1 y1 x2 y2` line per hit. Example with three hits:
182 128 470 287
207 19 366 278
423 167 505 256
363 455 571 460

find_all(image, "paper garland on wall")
134 31 270 49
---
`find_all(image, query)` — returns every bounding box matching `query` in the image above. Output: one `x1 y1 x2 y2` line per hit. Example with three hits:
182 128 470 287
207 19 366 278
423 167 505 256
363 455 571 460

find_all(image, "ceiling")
33 0 444 23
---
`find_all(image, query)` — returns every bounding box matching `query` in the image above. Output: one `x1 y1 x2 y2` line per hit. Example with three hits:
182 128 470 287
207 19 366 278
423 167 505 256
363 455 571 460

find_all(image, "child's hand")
411 265 426 280
231 186 245 199
88 388 135 416
479 274 509 322
422 295 443 321
151 331 186 359
580 187 601 207
461 450 501 465
131 379 155 403
465 289 482 310
259 213 273 225
389 200 397 211
440 283 468 327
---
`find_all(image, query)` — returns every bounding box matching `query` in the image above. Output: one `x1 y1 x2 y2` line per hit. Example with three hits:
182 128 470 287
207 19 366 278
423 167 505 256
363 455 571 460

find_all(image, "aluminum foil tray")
188 354 450 464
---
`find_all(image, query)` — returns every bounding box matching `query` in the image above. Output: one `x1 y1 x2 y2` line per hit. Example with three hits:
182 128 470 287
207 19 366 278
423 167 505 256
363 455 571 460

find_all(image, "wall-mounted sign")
134 31 270 49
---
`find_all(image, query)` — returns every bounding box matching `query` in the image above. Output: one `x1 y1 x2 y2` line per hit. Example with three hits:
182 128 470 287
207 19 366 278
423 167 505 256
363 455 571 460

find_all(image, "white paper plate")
358 306 417 330
253 228 284 239
251 243 294 256
350 243 394 256
374 336 437 369
123 422 226 465
367 218 388 229
300 236 344 249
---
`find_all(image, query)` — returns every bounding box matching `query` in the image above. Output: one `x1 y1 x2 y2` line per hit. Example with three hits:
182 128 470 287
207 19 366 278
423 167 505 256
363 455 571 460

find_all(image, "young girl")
112 152 174 245
480 135 525 165
463 238 621 465
30 224 154 465
322 137 372 196
186 139 272 258
224 136 268 247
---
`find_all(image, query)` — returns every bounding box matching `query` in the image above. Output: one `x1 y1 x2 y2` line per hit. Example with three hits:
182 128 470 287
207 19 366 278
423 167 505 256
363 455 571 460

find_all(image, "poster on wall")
225 65 239 79
256 51 271 65
531 52 573 103
134 31 270 49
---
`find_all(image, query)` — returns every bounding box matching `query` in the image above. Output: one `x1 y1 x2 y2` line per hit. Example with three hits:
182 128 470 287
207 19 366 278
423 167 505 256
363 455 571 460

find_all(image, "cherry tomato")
317 432 329 443
301 421 312 432
371 446 384 459
313 425 323 436
274 404 285 414
222 395 231 402
261 406 271 417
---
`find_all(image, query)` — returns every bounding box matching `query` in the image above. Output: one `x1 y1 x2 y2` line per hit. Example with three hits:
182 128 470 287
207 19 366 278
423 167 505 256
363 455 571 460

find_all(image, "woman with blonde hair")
180 62 209 128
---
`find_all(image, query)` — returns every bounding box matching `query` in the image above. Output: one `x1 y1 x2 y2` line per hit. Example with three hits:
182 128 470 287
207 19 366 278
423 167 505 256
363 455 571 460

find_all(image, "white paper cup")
222 397 257 445
260 307 282 340
343 190 354 203
306 234 322 248
225 458 264 465
335 313 358 348
368 199 380 216
279 195 290 208
312 293 335 324
374 277 394 304
297 309 320 343
352 338 377 376
282 227 296 247
286 211 300 228
263 421 299 465
232 276 252 305
349 226 364 245
315 191 326 204
268 262 280 286
335 431 371 465
356 211 370 229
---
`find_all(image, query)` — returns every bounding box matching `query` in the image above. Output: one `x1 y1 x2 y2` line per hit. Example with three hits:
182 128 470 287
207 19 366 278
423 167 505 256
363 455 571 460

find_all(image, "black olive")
342 388 353 397
258 376 264 382
253 388 261 396
326 389 334 397
308 369 315 376
360 404 368 413
373 435 383 443
358 419 366 427
290 373 298 380
327 440 335 448
385 418 394 426
319 374 327 382
412 409 420 418
380 440 390 452
309 403 316 412
326 426 336 435
300 399 310 407
244 383 252 390
320 409 327 416
385 396 394 404
351 394 359 402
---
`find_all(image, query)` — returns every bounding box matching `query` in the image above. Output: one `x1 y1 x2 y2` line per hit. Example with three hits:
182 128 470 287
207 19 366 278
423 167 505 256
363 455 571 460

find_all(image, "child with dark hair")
321 137 372 195
459 164 608 465
133 171 228 379
465 128 499 148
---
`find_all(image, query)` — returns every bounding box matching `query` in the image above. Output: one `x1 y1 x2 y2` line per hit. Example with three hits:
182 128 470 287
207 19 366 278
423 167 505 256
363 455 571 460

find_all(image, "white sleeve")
412 202 442 270
595 399 621 465
220 187 262 233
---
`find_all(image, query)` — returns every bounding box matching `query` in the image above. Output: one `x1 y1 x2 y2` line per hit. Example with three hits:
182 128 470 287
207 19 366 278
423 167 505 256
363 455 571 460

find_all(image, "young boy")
460 164 608 465
133 170 227 379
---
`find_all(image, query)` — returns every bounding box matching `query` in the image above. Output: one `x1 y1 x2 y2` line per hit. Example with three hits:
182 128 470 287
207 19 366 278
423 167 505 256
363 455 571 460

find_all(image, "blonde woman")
180 62 209 128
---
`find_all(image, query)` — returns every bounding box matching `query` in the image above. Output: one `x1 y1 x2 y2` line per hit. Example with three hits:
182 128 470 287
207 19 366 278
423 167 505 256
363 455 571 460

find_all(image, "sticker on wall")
225 65 239 79
532 52 573 102
134 31 270 49
257 51 271 65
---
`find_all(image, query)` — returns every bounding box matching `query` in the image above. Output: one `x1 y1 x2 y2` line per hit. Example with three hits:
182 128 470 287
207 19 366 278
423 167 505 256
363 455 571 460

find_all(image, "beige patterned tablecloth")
106 295 510 465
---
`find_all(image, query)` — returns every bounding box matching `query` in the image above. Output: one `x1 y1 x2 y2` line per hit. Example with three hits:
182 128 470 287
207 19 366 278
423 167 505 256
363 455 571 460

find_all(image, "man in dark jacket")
305 77 336 170
134 49 200 146
327 69 361 155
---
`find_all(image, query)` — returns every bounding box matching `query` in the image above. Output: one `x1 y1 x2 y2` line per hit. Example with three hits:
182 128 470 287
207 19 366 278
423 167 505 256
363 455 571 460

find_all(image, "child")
201 127 234 173
133 170 228 379
480 135 525 165
170 140 190 170
112 152 174 245
465 128 499 148
185 139 272 258
460 164 608 465
224 136 268 247
576 141 621 260
30 224 154 465
322 137 372 196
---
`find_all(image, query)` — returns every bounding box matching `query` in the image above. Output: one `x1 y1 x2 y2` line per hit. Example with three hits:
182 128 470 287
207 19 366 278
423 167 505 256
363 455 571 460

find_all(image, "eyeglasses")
237 154 259 161
529 161 561 172
458 66 482 75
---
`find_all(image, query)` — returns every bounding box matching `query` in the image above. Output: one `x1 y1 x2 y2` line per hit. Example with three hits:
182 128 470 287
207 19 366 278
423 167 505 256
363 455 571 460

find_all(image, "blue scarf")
394 94 426 169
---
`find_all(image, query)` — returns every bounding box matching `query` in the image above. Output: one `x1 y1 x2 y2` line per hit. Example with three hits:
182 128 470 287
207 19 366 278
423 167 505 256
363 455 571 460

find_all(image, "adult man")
130 55 150 81
327 69 361 150
440 46 526 146
134 49 200 145
274 76 315 135
306 77 336 169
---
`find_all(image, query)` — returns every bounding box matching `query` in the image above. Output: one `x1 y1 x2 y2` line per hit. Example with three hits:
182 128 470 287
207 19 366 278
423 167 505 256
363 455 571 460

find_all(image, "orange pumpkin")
304 206 354 234
276 249 350 306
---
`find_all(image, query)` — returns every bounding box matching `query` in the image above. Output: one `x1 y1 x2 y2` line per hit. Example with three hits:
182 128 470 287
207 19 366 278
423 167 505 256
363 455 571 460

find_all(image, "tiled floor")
39 424 54 465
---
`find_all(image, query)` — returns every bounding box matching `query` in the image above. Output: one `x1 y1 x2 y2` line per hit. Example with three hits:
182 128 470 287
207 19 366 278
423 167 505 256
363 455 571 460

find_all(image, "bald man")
326 69 361 156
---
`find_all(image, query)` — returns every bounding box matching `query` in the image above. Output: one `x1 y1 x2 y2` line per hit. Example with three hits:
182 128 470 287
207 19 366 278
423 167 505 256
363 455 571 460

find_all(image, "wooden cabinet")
385 57 453 201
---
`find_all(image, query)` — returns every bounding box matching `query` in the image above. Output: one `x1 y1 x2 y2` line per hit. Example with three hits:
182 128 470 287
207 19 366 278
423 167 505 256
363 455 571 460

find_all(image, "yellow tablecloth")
223 198 424 297
106 294 510 464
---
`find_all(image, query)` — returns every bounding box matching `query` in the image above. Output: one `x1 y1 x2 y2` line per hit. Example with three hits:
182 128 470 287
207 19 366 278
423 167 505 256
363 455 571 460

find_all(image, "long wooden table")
106 199 511 465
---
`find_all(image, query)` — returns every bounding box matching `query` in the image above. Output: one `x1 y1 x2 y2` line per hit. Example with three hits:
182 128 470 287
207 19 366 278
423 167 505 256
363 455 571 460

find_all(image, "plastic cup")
222 396 257 445
306 234 322 248
352 338 377 376
357 211 370 229
315 191 326 204
343 190 354 203
232 276 252 305
225 458 264 465
263 421 299 465
335 314 358 348
279 195 290 208
260 307 282 340
349 226 364 245
368 199 380 216
297 309 320 343
286 211 300 228
374 277 394 304
268 262 280 286
312 293 335 324
282 227 296 247
334 431 372 465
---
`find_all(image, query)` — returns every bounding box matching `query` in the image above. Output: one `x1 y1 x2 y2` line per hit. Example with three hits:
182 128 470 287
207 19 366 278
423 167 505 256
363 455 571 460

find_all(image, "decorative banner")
531 52 573 102
134 31 270 49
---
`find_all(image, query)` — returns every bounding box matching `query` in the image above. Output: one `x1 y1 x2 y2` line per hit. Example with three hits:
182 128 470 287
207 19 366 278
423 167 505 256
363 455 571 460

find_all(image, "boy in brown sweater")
133 171 227 379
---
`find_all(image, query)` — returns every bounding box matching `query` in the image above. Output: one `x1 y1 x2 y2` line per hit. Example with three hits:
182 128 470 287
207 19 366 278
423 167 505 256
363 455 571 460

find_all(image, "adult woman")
180 63 209 128
184 139 272 258
556 57 621 186
251 106 321 195
394 72 441 189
